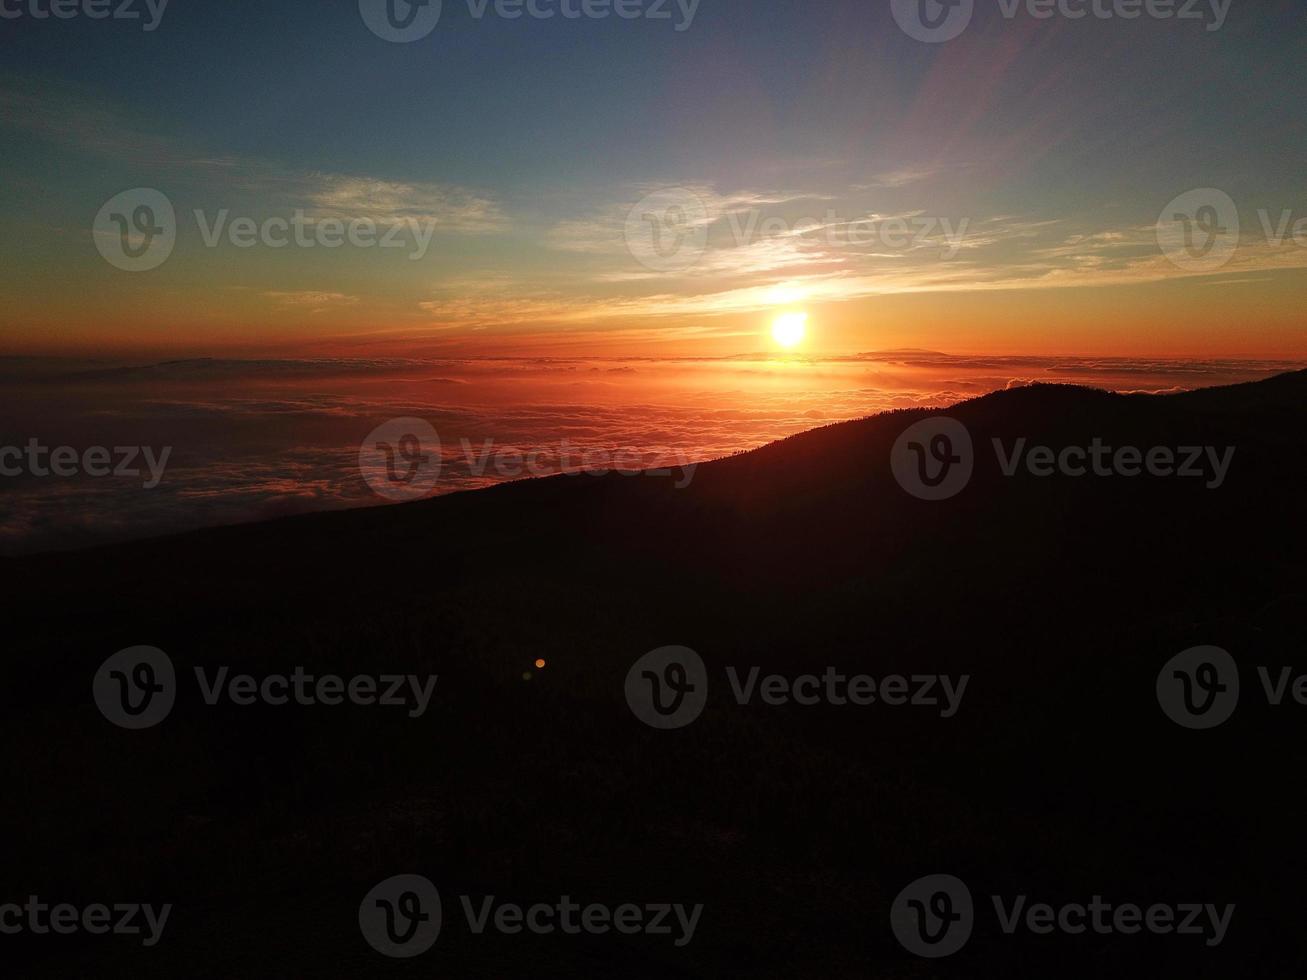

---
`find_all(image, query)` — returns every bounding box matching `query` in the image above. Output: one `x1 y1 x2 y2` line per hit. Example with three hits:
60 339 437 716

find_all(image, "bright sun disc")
772 312 808 348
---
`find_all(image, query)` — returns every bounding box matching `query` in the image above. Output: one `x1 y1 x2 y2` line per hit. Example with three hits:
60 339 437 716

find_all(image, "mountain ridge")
2 368 1305 976
9 368 1305 570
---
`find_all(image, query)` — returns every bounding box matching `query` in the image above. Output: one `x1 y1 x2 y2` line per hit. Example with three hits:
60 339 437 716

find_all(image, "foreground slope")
3 372 1305 977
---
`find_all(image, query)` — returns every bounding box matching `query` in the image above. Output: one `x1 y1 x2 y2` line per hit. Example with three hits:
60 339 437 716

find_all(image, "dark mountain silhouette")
3 371 1306 977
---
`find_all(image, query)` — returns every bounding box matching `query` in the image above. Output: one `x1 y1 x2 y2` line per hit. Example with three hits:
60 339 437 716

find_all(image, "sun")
772 311 808 349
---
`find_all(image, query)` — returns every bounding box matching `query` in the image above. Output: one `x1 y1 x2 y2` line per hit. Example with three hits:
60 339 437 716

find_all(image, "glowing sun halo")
772 312 808 349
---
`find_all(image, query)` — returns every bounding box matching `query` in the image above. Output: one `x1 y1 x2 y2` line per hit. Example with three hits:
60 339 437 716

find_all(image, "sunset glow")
2 3 1305 558
2 6 1306 363
772 312 808 350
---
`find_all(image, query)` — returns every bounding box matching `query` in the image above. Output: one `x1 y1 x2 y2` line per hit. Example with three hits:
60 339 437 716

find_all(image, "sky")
2 0 1306 359
2 1 1306 553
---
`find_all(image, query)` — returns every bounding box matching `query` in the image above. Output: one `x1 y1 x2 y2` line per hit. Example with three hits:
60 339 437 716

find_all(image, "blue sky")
5 0 1297 191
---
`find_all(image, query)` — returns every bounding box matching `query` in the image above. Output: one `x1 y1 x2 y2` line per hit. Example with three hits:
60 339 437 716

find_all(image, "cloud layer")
2 353 1299 555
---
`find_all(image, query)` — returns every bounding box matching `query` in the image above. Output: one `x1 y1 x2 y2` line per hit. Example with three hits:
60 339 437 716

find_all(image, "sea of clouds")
1 353 1299 555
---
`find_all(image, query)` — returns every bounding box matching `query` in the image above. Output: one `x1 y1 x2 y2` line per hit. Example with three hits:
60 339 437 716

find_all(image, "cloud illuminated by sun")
772 311 808 349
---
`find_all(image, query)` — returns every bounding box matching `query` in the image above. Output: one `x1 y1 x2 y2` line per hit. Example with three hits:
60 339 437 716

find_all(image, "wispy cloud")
7 82 1307 345
471 181 1307 331
856 166 948 189
263 291 361 314
298 175 505 232
0 83 506 236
